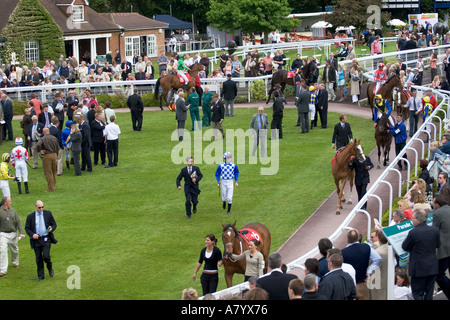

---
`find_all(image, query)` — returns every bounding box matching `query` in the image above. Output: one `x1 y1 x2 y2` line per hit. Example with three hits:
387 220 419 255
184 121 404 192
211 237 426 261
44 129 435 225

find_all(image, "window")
147 35 157 57
24 40 39 62
125 37 140 59
72 5 84 22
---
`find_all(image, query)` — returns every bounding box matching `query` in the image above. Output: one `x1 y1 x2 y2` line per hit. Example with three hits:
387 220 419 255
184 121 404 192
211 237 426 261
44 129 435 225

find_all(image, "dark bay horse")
265 63 312 103
154 62 205 110
331 139 365 215
367 74 403 118
375 113 393 169
221 221 271 287
394 89 411 122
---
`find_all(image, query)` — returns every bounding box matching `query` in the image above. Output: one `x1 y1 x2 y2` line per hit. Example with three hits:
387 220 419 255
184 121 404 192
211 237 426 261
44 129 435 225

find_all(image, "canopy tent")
153 14 193 30
387 19 407 27
311 21 332 38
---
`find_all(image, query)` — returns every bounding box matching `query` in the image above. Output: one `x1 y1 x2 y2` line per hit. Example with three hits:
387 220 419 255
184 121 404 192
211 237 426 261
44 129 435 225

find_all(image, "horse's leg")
336 179 344 215
266 88 273 104
377 145 381 169
224 270 233 288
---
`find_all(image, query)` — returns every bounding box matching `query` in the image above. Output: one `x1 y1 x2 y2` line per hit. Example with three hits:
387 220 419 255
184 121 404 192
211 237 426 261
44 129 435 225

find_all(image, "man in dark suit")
295 85 311 134
316 83 328 128
349 152 373 210
1 94 14 141
211 93 225 141
176 156 203 219
332 115 353 150
121 58 132 81
318 253 356 300
25 200 57 282
175 89 189 141
127 93 144 131
38 105 53 128
75 115 92 172
221 74 237 117
433 194 450 299
256 252 298 300
403 210 441 300
65 90 79 121
27 115 45 169
91 112 106 166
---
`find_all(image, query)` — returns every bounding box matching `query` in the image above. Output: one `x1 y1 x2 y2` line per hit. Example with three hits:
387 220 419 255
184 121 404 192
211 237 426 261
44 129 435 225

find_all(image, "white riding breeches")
221 180 234 204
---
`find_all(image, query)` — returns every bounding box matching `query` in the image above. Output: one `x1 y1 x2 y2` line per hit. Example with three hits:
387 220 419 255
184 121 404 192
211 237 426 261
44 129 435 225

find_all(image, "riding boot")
24 182 30 194
223 201 226 210
66 160 70 170
227 203 232 215
17 182 22 194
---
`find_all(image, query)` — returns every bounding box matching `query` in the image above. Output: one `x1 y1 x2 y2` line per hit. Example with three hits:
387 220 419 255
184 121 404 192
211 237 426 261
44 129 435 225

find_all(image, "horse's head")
191 62 205 72
377 113 392 133
387 74 403 91
352 139 366 161
221 221 238 255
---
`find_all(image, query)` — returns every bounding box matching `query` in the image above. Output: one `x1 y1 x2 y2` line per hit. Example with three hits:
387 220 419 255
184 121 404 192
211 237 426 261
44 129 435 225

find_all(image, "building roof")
153 14 193 30
102 12 168 31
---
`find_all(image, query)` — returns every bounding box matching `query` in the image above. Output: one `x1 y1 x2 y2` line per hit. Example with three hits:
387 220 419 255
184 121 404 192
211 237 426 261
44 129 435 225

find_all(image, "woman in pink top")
371 36 382 55
430 52 438 80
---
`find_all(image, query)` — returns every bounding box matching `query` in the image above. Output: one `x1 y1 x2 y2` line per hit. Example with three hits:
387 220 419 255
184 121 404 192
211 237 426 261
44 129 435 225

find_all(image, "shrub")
249 79 267 101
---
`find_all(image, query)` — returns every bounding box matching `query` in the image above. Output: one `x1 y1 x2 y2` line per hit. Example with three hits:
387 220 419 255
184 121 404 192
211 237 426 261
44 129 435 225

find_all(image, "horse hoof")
377 165 381 169
348 201 352 205
336 211 340 215
342 199 346 203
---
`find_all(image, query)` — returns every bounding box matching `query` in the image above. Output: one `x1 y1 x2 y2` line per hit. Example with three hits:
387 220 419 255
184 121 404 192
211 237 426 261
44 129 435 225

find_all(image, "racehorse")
367 74 403 118
265 63 312 103
154 62 205 110
394 89 411 122
331 139 365 215
221 221 271 288
374 113 393 169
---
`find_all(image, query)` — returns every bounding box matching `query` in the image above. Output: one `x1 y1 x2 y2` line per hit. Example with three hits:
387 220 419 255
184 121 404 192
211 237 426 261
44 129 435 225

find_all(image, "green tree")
1 0 65 65
327 0 390 39
207 0 300 38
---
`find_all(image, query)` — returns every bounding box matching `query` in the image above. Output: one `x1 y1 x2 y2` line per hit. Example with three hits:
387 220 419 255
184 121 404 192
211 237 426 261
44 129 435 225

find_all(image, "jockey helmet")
375 94 383 100
423 96 430 103
309 86 315 91
15 137 23 145
223 152 232 160
2 153 10 163
378 62 384 68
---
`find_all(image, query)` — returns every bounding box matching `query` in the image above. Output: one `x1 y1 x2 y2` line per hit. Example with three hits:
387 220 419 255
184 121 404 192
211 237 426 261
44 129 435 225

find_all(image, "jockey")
374 62 387 94
177 53 190 86
422 96 433 135
373 94 395 127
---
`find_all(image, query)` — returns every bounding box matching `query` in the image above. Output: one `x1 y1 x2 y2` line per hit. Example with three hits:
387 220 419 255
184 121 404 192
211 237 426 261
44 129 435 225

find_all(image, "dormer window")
72 5 84 22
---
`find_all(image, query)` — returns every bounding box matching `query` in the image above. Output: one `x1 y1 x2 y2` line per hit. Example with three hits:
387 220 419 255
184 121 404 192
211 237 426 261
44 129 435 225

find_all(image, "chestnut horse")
367 74 403 118
221 221 271 287
154 62 205 110
331 139 365 215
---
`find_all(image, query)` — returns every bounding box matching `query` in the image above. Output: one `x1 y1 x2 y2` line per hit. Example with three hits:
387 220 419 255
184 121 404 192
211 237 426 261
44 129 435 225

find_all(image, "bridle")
223 226 243 262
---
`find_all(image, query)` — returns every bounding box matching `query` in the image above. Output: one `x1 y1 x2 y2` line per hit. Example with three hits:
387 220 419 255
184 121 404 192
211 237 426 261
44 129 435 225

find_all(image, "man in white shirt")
104 115 121 168
404 89 422 136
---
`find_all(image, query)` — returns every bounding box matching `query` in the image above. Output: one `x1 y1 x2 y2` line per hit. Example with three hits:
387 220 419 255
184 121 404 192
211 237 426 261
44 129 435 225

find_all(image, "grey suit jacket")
296 90 311 113
433 204 450 260
249 113 269 132
175 98 188 121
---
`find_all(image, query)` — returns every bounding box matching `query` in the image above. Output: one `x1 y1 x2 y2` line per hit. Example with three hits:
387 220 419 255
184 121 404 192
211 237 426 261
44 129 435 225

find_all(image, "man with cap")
0 154 18 197
373 94 395 128
215 152 239 215
11 137 30 194
177 54 190 89
412 68 422 86
373 63 387 95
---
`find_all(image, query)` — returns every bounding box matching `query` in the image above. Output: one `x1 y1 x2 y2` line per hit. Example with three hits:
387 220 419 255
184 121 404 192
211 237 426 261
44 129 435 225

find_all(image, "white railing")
285 85 449 300
202 78 450 301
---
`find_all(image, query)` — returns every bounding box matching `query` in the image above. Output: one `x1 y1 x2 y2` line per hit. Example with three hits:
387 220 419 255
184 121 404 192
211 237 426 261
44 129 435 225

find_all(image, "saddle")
403 90 411 100
177 73 191 83
239 228 261 244
372 83 384 95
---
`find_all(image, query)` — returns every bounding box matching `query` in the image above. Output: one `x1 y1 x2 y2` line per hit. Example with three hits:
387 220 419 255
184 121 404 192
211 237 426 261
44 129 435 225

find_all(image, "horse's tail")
154 78 161 101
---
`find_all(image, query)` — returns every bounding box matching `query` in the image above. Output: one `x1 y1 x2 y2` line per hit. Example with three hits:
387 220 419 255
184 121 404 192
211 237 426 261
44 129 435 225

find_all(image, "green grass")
0 106 375 299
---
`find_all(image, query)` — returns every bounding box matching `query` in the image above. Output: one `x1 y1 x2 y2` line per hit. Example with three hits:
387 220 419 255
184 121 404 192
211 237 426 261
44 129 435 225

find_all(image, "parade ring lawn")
0 105 375 299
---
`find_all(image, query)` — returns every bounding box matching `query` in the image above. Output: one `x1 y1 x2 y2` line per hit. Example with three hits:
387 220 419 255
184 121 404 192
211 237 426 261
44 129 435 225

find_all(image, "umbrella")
388 19 406 27
311 21 333 29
